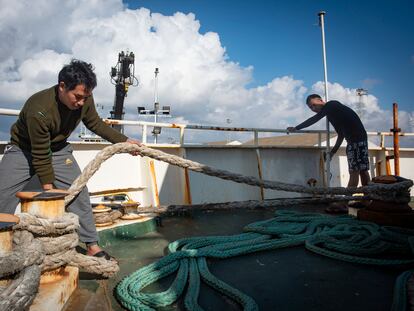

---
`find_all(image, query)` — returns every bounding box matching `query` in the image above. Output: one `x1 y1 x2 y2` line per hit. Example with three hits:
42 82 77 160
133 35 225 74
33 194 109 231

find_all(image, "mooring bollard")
16 190 69 284
16 190 72 286
357 175 414 228
15 190 78 311
0 213 19 286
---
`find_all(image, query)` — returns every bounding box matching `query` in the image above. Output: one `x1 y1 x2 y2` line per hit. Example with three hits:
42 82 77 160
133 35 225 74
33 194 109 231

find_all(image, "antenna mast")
109 51 138 133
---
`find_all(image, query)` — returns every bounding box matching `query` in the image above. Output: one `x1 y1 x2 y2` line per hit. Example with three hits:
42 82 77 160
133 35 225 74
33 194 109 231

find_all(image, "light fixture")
152 126 162 135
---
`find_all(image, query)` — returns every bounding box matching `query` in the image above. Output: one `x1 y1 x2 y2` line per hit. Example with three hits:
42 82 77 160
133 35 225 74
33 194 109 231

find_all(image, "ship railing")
1 108 413 149
101 119 414 150
102 118 331 146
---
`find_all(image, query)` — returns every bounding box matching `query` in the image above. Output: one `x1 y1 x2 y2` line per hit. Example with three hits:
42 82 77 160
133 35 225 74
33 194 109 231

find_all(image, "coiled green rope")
116 210 414 310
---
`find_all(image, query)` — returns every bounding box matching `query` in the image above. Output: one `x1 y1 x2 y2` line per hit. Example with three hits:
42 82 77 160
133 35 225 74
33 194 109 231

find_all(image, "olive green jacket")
10 85 127 184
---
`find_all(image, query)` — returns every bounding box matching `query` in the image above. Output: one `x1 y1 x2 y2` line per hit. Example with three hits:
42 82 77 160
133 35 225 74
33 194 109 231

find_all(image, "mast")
318 11 331 187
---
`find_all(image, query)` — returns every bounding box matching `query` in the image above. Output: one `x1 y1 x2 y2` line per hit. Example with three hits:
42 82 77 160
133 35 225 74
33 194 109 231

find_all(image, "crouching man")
0 59 141 259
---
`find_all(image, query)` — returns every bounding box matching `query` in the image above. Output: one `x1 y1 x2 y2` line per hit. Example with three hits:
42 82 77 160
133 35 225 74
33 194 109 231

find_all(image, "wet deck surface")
64 205 407 311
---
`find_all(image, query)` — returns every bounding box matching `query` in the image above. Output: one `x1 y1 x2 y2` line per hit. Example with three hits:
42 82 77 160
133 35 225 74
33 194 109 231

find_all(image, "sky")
0 0 413 145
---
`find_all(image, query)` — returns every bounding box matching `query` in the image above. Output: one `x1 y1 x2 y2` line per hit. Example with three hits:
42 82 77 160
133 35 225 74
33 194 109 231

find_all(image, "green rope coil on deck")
116 211 414 311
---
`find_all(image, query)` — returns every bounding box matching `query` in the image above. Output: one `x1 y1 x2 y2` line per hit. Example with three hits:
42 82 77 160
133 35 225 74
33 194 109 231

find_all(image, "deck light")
137 68 171 143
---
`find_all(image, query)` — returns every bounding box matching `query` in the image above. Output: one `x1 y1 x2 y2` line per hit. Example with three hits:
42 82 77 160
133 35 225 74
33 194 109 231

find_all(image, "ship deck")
64 204 408 311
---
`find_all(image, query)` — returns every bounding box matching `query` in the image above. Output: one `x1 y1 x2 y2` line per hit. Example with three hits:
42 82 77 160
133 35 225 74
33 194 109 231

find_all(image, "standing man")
0 59 140 260
287 94 371 213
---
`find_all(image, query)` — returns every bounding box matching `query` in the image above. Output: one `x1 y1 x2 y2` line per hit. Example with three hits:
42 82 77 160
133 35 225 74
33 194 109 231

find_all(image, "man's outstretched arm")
294 111 325 130
287 111 326 133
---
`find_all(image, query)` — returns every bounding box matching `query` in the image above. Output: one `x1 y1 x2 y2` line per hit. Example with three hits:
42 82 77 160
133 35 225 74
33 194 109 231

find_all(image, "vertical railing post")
179 126 185 146
254 130 259 146
380 133 385 149
391 103 400 176
142 125 147 144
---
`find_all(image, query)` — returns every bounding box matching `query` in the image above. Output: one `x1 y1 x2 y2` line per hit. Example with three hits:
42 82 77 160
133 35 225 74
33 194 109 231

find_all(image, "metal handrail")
1 109 413 147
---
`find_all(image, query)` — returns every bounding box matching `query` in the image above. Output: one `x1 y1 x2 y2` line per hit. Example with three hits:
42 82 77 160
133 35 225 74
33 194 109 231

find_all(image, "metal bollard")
0 213 19 285
15 190 79 311
16 190 68 284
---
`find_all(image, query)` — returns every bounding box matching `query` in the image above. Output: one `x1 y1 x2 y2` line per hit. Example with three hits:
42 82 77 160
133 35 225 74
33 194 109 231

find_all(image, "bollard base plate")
29 266 78 311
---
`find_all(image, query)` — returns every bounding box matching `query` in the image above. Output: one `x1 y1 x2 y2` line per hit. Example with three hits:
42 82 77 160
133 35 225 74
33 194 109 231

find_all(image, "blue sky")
126 0 414 112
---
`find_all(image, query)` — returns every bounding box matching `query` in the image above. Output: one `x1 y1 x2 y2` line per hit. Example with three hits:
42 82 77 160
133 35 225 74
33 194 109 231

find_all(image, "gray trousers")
0 144 98 243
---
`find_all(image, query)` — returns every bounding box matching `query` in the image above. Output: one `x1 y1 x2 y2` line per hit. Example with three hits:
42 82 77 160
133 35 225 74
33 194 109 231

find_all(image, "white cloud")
0 0 412 147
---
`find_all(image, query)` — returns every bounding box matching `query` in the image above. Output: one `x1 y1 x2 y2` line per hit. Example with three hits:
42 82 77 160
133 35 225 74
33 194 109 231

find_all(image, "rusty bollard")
16 190 69 284
0 213 19 286
16 190 78 311
357 175 414 228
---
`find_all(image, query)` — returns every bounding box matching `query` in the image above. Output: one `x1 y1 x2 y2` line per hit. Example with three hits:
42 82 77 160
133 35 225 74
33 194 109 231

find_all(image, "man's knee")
0 194 20 214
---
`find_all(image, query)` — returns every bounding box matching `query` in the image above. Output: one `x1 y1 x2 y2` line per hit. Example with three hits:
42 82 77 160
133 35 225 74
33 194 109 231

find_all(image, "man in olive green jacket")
0 60 140 260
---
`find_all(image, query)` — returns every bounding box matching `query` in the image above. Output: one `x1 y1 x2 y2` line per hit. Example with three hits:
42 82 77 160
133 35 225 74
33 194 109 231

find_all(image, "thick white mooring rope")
65 143 412 206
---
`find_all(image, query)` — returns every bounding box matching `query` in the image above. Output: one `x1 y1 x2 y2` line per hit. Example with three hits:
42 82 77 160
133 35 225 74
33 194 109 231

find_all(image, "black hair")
58 59 97 91
306 94 322 106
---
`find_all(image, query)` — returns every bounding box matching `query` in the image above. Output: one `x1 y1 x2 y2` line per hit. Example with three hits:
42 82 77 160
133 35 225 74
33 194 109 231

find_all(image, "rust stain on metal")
385 155 393 175
149 160 160 207
190 125 249 131
255 149 264 200
89 187 142 196
0 230 13 267
184 168 192 204
213 126 248 131
103 119 120 125
391 103 400 176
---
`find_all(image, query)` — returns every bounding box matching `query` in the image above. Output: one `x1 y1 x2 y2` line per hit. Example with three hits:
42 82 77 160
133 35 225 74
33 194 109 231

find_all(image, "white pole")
0 108 20 116
318 11 331 187
154 68 159 144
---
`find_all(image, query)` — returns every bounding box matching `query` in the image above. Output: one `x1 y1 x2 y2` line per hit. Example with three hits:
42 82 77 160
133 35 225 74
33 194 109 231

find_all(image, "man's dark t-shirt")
295 100 367 143
294 100 367 156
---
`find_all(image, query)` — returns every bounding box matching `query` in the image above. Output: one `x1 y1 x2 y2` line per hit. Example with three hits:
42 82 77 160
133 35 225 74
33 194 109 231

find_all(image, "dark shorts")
346 141 369 172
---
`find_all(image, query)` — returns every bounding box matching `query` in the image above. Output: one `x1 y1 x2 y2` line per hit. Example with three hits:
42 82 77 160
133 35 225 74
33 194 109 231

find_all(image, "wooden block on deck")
29 266 78 311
